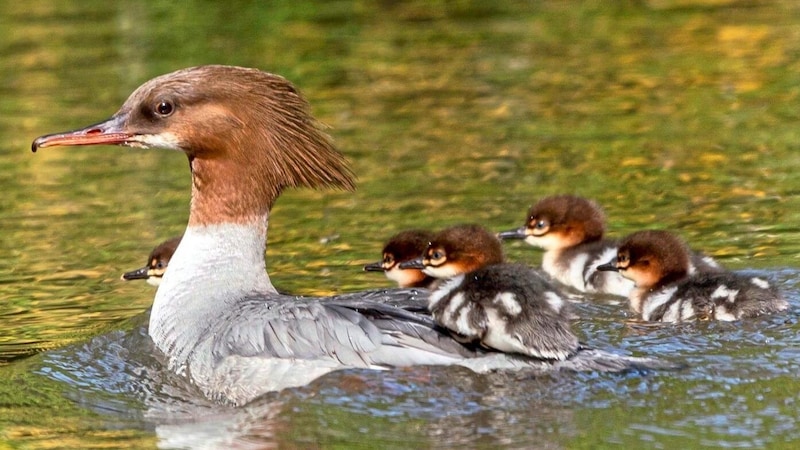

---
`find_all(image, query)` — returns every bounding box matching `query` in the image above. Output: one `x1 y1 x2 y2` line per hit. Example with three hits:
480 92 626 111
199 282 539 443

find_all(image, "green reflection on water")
2 0 800 447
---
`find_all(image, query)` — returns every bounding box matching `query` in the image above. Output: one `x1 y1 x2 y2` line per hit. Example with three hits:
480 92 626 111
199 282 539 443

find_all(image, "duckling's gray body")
429 263 578 360
636 272 787 322
598 230 787 322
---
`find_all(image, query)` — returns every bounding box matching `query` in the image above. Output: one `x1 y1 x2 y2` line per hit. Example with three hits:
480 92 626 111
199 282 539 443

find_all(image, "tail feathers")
556 346 685 373
456 346 683 374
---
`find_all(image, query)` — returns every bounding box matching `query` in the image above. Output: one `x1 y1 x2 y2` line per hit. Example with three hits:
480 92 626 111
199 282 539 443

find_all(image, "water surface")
2 0 800 448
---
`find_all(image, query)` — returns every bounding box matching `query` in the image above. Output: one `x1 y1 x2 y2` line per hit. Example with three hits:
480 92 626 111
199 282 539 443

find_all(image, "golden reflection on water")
2 0 800 447
3 0 800 347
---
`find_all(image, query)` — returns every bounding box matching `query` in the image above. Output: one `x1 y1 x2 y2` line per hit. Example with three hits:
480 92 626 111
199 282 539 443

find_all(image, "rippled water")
2 1 800 448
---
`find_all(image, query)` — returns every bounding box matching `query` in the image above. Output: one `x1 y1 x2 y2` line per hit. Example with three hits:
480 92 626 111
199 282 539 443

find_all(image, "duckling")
363 229 436 288
499 194 722 297
121 236 182 286
401 224 579 360
596 230 788 322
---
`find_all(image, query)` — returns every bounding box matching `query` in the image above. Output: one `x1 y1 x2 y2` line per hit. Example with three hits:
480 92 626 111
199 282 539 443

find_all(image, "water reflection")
36 314 586 448
23 269 798 448
3 0 800 447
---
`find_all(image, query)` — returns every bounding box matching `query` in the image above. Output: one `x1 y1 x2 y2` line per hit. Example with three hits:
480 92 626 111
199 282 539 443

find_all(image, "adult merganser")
122 236 182 286
498 194 722 297
596 230 789 322
363 229 436 289
32 65 674 406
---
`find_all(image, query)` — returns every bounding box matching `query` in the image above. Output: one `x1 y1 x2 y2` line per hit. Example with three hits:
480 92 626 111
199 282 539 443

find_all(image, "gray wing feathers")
215 301 383 366
196 288 679 406
324 287 430 311
214 292 471 368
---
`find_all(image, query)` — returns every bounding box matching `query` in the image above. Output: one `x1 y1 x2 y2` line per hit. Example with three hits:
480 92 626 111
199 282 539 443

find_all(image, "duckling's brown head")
420 224 504 279
599 230 690 290
121 235 182 286
363 229 435 287
523 195 606 249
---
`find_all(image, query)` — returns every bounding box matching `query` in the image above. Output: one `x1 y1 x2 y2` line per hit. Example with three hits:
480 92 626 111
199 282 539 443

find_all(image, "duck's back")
428 263 579 360
642 272 788 322
689 252 725 274
191 288 473 404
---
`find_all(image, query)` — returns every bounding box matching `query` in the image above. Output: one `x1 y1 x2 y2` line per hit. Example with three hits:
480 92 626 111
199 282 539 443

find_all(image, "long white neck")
148 215 277 368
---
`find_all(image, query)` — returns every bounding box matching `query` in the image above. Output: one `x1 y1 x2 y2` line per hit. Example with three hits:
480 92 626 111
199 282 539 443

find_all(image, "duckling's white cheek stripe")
523 236 538 247
386 267 415 286
586 247 635 297
134 132 182 151
385 267 403 284
750 277 770 289
535 234 563 251
423 266 460 279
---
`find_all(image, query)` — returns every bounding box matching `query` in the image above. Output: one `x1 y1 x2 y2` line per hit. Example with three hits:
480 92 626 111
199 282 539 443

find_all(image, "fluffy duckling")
363 229 436 288
121 236 182 286
596 230 788 322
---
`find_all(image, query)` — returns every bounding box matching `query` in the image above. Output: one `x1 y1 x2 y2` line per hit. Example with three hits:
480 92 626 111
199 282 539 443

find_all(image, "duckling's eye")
529 217 548 229
156 261 166 269
617 253 629 263
383 254 395 266
155 100 174 117
428 249 446 265
528 218 549 235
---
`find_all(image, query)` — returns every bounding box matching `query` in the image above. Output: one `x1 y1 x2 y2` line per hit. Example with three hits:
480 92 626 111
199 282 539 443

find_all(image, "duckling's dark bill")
363 261 385 272
497 227 527 240
32 116 131 152
122 266 150 281
596 261 618 272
